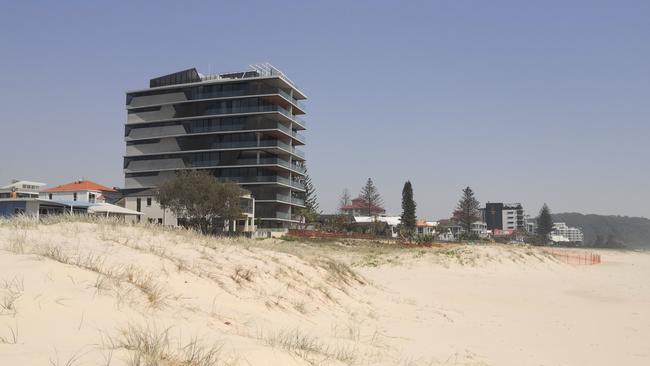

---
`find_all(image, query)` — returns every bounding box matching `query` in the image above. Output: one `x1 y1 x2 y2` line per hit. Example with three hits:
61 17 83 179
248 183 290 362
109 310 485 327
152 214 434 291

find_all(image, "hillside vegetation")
553 212 650 248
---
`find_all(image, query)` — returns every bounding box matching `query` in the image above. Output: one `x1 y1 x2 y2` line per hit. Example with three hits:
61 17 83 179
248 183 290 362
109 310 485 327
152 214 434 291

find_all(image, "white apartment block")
551 222 584 243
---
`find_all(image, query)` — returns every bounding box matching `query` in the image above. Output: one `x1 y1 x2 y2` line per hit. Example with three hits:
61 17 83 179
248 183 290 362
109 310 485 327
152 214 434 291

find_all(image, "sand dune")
0 217 648 365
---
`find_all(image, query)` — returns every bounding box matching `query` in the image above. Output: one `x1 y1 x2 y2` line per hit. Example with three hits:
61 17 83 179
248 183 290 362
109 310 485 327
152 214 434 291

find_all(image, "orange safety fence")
287 229 385 240
542 248 601 265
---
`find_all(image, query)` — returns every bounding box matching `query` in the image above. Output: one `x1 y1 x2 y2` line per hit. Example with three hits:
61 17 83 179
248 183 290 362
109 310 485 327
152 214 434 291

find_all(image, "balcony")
291 180 305 190
216 175 294 187
276 88 306 113
291 197 305 206
257 211 295 221
125 139 305 161
128 87 306 110
292 131 306 143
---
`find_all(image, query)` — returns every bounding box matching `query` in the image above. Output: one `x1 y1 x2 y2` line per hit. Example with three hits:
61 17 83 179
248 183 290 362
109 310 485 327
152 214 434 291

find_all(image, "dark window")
73 193 77 201
48 193 52 200
136 198 141 212
146 198 152 207
158 218 163 224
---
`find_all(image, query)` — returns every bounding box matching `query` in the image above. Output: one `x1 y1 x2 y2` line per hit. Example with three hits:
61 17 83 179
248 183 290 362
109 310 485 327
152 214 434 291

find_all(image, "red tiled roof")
341 198 385 212
44 180 116 193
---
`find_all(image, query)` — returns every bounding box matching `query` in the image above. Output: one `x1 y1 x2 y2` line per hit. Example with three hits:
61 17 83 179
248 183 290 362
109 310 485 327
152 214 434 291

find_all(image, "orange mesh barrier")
542 248 601 265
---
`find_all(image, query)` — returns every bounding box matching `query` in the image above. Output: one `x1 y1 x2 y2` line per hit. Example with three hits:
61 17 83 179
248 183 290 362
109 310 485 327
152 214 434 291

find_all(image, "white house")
40 180 117 204
118 190 257 232
37 180 141 219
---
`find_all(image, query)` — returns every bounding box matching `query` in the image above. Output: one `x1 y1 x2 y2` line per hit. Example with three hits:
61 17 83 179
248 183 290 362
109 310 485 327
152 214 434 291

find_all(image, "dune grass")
111 324 225 366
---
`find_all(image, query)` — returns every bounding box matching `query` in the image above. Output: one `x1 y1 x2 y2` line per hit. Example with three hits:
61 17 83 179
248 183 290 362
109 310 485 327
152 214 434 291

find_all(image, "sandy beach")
1 218 648 365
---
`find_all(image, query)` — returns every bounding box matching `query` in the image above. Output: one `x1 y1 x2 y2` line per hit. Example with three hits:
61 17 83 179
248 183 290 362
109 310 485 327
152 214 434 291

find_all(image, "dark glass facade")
124 67 307 228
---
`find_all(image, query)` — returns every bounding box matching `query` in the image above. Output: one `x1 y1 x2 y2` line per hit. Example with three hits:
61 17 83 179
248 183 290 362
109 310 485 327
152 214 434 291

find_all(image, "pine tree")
452 186 480 235
400 181 417 240
537 203 554 244
359 178 384 217
338 188 351 213
302 164 319 214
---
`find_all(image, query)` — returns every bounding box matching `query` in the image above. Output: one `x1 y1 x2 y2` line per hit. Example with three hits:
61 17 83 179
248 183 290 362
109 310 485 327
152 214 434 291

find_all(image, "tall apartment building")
122 64 307 228
483 202 525 231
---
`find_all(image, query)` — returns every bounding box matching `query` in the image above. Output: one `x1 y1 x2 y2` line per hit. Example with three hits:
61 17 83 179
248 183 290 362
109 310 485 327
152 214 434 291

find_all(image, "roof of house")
416 219 438 227
341 197 385 212
353 216 401 226
88 203 143 216
44 180 116 193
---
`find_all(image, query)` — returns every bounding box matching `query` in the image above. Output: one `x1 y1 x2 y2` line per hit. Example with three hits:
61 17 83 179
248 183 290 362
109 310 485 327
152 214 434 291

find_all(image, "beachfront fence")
542 248 602 265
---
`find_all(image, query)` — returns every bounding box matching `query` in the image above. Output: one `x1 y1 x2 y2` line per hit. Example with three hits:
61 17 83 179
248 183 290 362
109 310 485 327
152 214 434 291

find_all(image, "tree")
359 178 384 217
536 203 554 244
400 181 417 240
338 188 351 214
452 186 480 235
156 170 246 234
301 164 319 219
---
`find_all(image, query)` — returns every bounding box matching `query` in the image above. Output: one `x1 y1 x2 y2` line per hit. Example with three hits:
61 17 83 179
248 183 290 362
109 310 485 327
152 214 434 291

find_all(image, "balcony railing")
217 175 292 186
291 197 305 206
129 87 306 110
292 131 306 143
291 180 305 190
277 88 306 111
257 211 292 220
291 148 306 159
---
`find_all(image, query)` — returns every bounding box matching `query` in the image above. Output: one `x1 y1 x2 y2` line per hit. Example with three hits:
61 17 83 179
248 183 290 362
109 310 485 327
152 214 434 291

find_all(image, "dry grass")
111 324 225 366
0 276 24 316
47 347 88 366
1 235 171 310
0 323 18 344
260 328 357 365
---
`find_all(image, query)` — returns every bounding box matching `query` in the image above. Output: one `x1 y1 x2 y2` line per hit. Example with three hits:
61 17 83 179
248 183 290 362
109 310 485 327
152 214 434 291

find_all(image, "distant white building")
551 222 584 243
416 219 438 236
470 221 490 238
0 180 46 199
353 216 401 237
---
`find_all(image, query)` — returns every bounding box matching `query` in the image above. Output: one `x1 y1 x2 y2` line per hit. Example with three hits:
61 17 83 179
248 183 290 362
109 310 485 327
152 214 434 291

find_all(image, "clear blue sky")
1 1 649 219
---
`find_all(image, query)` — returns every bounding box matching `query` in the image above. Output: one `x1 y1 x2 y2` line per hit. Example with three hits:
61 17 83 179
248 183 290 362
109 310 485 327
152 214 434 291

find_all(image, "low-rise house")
416 219 437 236
0 180 46 199
341 198 386 217
436 219 463 241
118 190 256 232
0 179 142 219
352 216 400 237
470 221 490 238
40 180 118 204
